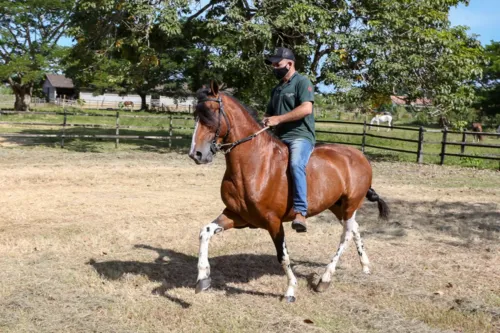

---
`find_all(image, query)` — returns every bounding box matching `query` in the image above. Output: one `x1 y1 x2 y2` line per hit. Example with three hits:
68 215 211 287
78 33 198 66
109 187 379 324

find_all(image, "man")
263 47 315 233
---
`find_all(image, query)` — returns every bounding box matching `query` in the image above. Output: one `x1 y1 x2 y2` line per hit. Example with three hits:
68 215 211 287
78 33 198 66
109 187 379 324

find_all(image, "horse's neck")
223 101 286 173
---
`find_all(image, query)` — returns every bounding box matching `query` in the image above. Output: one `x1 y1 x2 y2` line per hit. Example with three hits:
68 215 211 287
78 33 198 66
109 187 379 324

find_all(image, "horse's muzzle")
189 151 212 164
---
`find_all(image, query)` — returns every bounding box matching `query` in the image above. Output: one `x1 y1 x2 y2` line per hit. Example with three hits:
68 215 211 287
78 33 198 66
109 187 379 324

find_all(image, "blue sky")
449 0 500 45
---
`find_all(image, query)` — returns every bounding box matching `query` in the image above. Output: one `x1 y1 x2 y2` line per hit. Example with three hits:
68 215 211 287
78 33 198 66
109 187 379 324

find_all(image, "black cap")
265 47 296 65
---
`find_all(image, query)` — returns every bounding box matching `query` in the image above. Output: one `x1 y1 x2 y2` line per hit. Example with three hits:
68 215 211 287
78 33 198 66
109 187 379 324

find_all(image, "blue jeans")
282 138 314 217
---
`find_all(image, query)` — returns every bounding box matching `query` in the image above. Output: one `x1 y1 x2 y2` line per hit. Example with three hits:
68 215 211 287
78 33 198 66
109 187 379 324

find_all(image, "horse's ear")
210 80 219 97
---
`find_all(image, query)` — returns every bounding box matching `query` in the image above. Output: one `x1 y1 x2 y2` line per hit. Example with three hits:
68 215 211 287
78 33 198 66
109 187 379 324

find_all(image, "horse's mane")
194 88 263 129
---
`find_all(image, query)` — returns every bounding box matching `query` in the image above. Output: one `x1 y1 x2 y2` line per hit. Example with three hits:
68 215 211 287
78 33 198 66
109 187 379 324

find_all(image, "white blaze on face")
190 120 199 156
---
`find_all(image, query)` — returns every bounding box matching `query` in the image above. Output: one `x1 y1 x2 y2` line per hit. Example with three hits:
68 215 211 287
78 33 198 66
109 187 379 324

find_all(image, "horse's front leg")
269 222 297 303
196 209 240 293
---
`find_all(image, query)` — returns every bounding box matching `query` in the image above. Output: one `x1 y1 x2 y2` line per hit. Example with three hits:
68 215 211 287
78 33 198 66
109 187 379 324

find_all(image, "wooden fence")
0 112 498 168
316 120 500 168
0 109 193 148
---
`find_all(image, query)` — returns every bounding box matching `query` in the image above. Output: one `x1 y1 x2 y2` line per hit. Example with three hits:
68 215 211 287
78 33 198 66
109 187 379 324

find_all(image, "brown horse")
471 122 483 142
189 82 389 302
123 101 134 111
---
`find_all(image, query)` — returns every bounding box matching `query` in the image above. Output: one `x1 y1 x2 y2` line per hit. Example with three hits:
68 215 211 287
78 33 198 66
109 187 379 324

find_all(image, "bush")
413 111 430 125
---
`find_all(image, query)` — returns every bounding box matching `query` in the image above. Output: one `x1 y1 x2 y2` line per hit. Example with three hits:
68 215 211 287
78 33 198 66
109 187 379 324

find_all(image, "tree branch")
187 0 220 22
310 44 330 76
6 24 20 50
0 45 11 63
25 24 33 54
46 19 69 43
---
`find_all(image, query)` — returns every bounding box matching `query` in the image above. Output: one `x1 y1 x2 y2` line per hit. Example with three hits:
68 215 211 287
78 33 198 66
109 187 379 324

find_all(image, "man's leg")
284 138 314 232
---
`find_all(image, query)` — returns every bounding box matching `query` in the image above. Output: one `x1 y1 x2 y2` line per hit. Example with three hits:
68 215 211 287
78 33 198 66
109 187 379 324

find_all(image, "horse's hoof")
315 280 331 292
195 278 211 294
363 267 371 275
284 295 296 303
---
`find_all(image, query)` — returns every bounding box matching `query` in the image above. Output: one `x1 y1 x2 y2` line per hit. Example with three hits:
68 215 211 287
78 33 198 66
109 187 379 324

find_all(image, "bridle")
196 95 269 155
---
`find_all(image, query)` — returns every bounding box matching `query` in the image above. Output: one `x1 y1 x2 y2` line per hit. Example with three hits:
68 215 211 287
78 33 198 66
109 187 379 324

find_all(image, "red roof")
391 95 432 106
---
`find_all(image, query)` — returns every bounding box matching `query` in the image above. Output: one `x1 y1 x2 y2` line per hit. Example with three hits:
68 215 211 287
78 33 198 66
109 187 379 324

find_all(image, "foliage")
0 0 74 110
65 0 191 109
475 41 500 119
181 0 482 114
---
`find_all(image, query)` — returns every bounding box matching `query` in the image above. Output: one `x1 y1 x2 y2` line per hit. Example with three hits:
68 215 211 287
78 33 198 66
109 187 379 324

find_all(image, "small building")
390 95 432 108
42 74 77 101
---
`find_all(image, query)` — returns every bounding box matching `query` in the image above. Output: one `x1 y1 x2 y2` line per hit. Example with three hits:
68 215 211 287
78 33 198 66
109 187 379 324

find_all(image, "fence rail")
0 109 194 149
0 112 498 168
316 120 500 168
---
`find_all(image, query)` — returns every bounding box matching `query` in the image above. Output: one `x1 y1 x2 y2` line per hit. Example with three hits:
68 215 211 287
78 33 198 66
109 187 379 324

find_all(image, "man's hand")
263 116 282 127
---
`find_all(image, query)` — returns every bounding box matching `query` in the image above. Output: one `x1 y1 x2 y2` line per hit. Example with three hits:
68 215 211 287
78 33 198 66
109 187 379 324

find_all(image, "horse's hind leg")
316 209 357 292
352 220 370 274
269 221 297 303
330 205 370 274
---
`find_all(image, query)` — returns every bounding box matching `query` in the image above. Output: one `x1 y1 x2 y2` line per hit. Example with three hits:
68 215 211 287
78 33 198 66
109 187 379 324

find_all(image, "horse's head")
189 81 230 164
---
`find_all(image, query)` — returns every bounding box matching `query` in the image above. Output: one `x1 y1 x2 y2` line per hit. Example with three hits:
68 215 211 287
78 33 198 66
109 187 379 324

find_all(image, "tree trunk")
9 80 33 111
139 92 148 111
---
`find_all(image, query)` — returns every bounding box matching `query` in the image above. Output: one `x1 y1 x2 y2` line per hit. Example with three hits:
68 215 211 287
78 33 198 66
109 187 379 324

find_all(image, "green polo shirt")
266 72 315 144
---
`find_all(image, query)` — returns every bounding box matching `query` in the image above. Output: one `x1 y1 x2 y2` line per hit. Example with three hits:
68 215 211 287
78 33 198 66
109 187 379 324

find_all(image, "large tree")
185 0 482 115
65 0 191 110
0 0 74 110
475 41 500 120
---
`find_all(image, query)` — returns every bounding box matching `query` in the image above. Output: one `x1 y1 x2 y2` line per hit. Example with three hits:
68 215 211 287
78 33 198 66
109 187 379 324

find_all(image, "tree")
65 0 191 110
475 41 500 120
0 0 74 110
185 0 482 115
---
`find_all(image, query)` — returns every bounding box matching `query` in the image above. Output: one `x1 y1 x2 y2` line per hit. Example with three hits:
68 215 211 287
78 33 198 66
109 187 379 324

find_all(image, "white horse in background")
370 114 393 131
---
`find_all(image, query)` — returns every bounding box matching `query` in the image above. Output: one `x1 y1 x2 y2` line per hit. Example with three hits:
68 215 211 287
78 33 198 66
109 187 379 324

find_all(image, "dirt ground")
0 147 498 333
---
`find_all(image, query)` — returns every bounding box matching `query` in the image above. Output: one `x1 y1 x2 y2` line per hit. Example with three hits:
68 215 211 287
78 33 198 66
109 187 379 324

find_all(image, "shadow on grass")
355 198 499 243
88 245 322 308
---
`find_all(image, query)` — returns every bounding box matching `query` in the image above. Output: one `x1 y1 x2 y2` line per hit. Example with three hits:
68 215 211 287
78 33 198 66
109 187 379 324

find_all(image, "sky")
449 0 500 45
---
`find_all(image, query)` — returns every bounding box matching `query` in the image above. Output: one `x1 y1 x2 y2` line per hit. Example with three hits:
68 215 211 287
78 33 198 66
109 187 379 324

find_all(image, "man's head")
265 47 296 80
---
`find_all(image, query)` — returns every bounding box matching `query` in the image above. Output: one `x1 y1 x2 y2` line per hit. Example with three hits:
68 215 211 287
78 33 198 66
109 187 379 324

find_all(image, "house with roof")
42 74 77 101
41 73 195 110
390 95 432 108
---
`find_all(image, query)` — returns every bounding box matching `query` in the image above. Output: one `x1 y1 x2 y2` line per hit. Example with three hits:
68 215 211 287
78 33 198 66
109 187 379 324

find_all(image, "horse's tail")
366 187 389 220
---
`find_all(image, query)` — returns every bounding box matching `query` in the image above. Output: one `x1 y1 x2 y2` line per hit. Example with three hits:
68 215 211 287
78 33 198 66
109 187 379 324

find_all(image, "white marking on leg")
189 120 200 156
197 222 223 282
352 220 370 274
281 240 297 298
321 211 356 283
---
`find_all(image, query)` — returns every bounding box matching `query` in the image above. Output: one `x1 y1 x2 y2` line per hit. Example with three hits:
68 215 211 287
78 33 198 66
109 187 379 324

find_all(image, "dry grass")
0 147 498 333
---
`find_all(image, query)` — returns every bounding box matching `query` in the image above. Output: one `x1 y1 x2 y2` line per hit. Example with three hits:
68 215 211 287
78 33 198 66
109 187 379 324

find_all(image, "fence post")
169 114 173 148
115 111 120 148
361 120 367 153
440 127 448 165
460 131 466 154
416 126 424 164
61 108 67 148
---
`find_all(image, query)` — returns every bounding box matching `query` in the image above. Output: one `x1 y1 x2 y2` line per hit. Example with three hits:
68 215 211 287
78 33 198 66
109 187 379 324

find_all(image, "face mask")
273 65 290 80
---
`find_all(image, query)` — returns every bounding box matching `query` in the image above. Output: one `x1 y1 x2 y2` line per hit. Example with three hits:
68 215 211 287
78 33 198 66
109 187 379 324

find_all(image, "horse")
471 122 483 142
188 82 389 302
369 114 393 131
123 101 134 111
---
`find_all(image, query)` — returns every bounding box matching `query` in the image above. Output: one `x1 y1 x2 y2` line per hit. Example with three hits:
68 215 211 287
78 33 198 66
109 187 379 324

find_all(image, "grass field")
0 148 498 332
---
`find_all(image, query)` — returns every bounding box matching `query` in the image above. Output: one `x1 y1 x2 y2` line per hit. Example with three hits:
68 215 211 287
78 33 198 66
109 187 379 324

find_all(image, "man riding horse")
263 47 315 233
